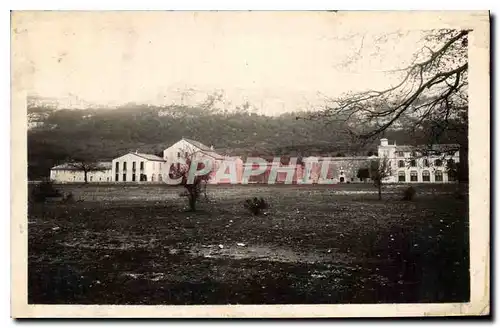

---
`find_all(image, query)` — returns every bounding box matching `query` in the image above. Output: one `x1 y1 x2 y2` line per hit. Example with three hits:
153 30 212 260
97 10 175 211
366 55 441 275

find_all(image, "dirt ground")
28 183 469 304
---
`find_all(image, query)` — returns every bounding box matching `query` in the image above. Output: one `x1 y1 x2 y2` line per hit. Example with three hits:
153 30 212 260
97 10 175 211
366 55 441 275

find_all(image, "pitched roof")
198 150 224 160
51 161 112 171
132 153 165 162
182 138 212 151
394 144 460 153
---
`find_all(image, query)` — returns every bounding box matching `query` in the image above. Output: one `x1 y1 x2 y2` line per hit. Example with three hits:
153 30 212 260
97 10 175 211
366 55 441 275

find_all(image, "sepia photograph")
10 10 490 317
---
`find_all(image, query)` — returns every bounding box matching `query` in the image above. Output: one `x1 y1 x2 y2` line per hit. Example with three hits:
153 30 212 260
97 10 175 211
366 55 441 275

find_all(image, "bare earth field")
28 183 469 304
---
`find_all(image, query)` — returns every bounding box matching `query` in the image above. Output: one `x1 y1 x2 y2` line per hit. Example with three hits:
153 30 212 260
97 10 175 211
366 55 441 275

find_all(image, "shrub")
31 180 62 203
63 192 75 203
244 197 269 215
402 186 416 201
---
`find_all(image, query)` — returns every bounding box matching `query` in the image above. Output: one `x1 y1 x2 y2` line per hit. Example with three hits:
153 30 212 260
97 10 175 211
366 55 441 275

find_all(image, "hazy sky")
13 11 427 114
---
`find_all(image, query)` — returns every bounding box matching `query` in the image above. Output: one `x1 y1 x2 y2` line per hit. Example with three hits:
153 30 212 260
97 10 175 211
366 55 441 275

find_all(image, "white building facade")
377 138 460 183
111 152 165 183
50 162 112 183
49 138 460 184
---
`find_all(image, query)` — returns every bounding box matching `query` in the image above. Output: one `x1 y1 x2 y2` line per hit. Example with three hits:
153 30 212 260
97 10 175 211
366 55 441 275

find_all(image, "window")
398 171 406 182
115 162 119 171
159 163 162 170
410 159 416 167
123 173 127 182
151 174 156 182
90 176 93 182
396 151 404 157
132 162 136 171
132 174 136 182
447 158 455 167
158 174 163 182
99 177 101 181
435 170 443 182
153 162 156 170
115 174 119 181
422 170 430 182
410 171 418 182
140 161 144 170
434 159 443 166
123 162 127 171
398 160 405 168
177 152 180 158
423 159 430 167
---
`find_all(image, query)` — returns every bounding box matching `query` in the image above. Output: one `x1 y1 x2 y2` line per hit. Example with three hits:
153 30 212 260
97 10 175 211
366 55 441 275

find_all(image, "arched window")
151 174 156 182
410 159 416 167
435 170 443 182
410 170 418 182
434 159 443 166
398 160 405 168
398 171 406 182
422 170 430 182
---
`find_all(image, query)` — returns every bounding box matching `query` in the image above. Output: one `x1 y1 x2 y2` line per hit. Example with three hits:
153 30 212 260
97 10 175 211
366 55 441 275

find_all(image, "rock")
52 227 60 231
237 243 246 247
218 244 224 249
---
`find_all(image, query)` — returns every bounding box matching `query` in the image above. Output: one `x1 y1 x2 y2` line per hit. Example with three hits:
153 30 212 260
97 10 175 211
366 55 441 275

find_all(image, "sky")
13 11 428 114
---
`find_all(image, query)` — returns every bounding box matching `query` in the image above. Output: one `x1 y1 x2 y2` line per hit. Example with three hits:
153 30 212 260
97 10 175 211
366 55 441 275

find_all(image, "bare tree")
169 148 212 212
68 158 107 184
369 156 392 200
308 29 469 179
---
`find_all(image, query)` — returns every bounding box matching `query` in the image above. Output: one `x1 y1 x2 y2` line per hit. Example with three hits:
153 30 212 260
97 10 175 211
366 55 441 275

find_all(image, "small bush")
402 186 416 201
244 197 269 215
63 192 75 203
31 180 62 203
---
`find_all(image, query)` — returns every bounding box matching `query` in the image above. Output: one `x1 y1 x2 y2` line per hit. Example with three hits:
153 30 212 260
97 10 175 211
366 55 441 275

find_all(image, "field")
28 183 469 304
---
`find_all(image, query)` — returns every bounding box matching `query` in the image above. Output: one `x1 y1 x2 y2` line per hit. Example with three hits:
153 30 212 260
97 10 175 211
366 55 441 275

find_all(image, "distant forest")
27 104 464 180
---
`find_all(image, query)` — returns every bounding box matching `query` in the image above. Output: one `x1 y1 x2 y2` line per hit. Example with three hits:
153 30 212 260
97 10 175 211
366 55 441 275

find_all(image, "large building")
49 138 459 184
50 162 112 183
377 138 459 183
111 152 165 183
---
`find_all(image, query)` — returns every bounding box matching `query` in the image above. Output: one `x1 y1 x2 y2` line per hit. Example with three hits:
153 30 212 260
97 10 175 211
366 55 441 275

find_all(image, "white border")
7 7 492 321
